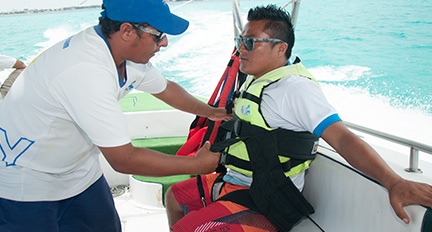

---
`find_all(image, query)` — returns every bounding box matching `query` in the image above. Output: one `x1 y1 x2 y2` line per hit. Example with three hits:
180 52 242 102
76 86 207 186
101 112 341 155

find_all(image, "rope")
172 0 195 10
282 0 302 10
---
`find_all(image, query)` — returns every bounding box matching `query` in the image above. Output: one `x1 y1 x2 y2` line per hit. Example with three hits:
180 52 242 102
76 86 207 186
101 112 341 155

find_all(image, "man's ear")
119 23 137 42
277 42 288 58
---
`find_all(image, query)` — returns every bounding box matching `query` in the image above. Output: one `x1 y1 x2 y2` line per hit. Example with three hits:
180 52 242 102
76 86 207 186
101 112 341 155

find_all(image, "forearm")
99 142 219 177
102 145 199 176
322 121 402 191
153 80 214 117
335 133 402 190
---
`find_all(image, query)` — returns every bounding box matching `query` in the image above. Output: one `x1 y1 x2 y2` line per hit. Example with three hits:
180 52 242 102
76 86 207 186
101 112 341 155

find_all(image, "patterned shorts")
170 173 277 232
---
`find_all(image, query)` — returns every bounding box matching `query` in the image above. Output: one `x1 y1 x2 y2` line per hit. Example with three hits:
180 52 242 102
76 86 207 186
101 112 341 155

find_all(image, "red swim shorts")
170 173 277 232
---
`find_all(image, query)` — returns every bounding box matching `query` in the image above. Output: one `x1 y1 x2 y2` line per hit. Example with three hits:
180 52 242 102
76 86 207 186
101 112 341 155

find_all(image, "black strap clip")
219 152 228 165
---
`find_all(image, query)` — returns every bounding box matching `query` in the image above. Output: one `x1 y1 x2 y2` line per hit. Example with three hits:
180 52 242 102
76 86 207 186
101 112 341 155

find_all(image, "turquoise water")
0 0 431 145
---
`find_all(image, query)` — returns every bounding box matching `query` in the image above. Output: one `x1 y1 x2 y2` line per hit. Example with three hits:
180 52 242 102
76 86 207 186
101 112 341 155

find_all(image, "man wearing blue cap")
0 0 228 231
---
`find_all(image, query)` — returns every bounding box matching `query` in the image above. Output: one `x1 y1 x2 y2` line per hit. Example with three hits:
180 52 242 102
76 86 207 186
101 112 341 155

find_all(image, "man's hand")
388 179 432 224
207 107 232 121
193 141 220 174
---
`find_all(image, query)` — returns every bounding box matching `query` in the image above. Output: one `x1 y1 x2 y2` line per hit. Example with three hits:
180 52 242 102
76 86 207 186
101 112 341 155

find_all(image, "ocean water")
0 0 431 158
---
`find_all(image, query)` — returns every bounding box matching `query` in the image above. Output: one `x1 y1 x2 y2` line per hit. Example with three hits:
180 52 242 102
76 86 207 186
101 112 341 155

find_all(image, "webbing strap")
238 91 261 104
210 119 319 159
216 131 314 231
196 175 207 207
219 152 305 173
248 131 314 231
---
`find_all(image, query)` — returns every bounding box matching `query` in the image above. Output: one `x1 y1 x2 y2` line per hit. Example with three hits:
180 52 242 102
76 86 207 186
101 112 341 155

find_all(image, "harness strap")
176 49 246 158
234 120 318 158
211 120 319 164
219 152 305 173
196 175 207 207
217 130 314 231
237 91 261 104
250 131 314 231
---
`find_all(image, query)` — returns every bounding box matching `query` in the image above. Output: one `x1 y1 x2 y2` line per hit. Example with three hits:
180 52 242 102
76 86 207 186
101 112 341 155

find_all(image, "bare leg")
165 186 185 228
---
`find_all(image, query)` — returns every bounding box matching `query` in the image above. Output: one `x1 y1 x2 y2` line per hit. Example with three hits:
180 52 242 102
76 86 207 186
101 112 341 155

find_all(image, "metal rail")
231 0 302 37
344 121 432 173
231 0 243 38
288 0 302 29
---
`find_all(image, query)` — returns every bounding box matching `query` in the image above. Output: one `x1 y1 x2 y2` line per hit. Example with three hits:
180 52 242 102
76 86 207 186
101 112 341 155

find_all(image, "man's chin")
239 65 251 76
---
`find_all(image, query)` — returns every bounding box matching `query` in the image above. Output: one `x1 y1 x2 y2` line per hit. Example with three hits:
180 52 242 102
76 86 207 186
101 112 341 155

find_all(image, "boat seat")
300 147 432 232
130 174 195 207
131 136 187 155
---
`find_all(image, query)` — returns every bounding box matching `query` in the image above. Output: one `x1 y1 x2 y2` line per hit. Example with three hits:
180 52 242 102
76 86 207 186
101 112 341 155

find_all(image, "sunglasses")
133 24 166 44
234 37 287 51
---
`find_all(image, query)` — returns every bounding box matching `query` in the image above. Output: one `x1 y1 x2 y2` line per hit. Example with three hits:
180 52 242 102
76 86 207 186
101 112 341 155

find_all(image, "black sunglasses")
234 37 287 51
133 24 166 44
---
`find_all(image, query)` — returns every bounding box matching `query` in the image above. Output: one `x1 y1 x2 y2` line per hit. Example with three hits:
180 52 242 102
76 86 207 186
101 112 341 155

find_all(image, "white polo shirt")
0 26 167 201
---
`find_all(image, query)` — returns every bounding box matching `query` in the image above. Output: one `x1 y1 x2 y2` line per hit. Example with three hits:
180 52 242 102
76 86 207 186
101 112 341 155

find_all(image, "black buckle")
219 152 228 165
233 120 242 137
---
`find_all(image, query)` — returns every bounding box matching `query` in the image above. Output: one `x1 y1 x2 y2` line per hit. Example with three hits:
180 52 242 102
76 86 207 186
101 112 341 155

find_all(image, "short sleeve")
261 76 341 136
131 62 167 94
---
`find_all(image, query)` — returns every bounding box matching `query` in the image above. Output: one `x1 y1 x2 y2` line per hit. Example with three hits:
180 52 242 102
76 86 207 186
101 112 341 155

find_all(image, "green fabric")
131 137 187 155
120 92 207 112
131 137 193 205
132 174 195 205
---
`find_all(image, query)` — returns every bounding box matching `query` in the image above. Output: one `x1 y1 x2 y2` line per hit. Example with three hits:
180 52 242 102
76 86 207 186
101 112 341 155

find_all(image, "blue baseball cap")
101 0 189 35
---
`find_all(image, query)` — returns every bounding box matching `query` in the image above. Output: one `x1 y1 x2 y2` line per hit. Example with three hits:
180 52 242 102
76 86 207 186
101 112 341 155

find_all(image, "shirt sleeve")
0 55 17 70
131 62 167 94
261 76 341 137
50 63 131 147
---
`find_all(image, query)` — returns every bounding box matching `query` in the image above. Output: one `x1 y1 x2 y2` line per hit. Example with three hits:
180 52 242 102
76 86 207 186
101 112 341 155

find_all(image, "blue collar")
93 25 127 88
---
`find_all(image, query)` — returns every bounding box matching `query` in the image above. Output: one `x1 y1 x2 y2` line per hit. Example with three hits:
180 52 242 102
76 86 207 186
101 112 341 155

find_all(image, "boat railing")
344 121 432 173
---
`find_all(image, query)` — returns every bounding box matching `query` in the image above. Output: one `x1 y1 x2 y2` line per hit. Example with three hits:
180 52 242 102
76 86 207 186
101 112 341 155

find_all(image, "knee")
165 187 178 209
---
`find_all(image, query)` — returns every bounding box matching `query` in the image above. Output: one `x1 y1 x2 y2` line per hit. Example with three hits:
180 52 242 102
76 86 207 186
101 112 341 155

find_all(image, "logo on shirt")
126 80 136 91
241 105 250 116
63 36 73 49
0 128 35 167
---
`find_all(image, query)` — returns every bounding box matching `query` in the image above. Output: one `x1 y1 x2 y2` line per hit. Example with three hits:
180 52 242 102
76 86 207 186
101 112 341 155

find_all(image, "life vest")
210 61 320 231
211 63 320 178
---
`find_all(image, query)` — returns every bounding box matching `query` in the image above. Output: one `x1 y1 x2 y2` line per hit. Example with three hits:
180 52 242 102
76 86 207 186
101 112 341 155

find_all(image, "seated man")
165 4 432 232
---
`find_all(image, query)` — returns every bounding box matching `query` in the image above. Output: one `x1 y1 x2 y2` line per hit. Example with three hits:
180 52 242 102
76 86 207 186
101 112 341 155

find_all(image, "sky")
1 0 102 12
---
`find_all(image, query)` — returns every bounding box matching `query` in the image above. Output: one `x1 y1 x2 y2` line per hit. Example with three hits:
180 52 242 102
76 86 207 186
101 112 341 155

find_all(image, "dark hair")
98 5 123 39
247 4 294 59
98 5 151 39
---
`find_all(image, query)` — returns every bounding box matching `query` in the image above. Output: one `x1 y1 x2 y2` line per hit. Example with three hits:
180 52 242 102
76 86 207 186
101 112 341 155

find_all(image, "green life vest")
213 63 320 178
